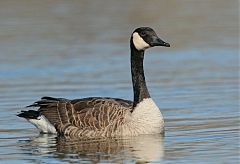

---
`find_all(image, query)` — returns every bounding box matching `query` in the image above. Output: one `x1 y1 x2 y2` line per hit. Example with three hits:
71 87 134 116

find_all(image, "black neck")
130 39 150 108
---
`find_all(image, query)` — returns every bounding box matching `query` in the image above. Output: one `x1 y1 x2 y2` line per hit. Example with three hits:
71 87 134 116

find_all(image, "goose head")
131 27 170 51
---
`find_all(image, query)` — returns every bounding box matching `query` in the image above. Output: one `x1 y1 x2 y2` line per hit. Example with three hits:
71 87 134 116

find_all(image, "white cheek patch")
132 32 150 51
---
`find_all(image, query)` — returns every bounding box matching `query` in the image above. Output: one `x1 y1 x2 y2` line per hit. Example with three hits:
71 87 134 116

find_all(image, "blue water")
0 0 239 163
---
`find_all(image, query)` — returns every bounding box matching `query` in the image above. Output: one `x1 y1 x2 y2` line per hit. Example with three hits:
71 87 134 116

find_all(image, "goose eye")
140 31 146 36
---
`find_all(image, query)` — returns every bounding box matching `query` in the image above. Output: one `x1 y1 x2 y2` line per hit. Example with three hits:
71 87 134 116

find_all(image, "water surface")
0 0 239 163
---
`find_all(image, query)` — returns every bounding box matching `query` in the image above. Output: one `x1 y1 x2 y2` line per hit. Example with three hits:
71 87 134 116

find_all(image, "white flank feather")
28 115 57 134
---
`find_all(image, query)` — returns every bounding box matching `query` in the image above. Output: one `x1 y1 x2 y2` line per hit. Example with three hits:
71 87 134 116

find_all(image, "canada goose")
17 27 170 138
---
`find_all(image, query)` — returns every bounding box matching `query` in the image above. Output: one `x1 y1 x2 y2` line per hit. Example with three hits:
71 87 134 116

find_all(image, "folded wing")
27 96 133 135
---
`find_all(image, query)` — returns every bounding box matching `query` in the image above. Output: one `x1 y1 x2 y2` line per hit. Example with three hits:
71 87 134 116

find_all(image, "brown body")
30 96 133 137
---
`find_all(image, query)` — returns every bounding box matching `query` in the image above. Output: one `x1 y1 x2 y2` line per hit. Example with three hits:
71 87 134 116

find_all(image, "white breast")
125 98 164 135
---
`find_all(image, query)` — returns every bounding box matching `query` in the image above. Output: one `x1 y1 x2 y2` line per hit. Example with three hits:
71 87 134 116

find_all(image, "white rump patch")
28 115 57 134
132 32 150 50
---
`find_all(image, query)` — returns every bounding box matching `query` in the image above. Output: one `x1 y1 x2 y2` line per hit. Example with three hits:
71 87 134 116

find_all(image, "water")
0 0 239 163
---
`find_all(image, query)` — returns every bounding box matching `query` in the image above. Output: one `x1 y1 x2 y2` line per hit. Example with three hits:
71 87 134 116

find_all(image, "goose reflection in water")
19 134 164 163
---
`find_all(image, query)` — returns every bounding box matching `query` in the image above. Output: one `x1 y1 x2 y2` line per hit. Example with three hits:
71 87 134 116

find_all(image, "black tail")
17 110 40 119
